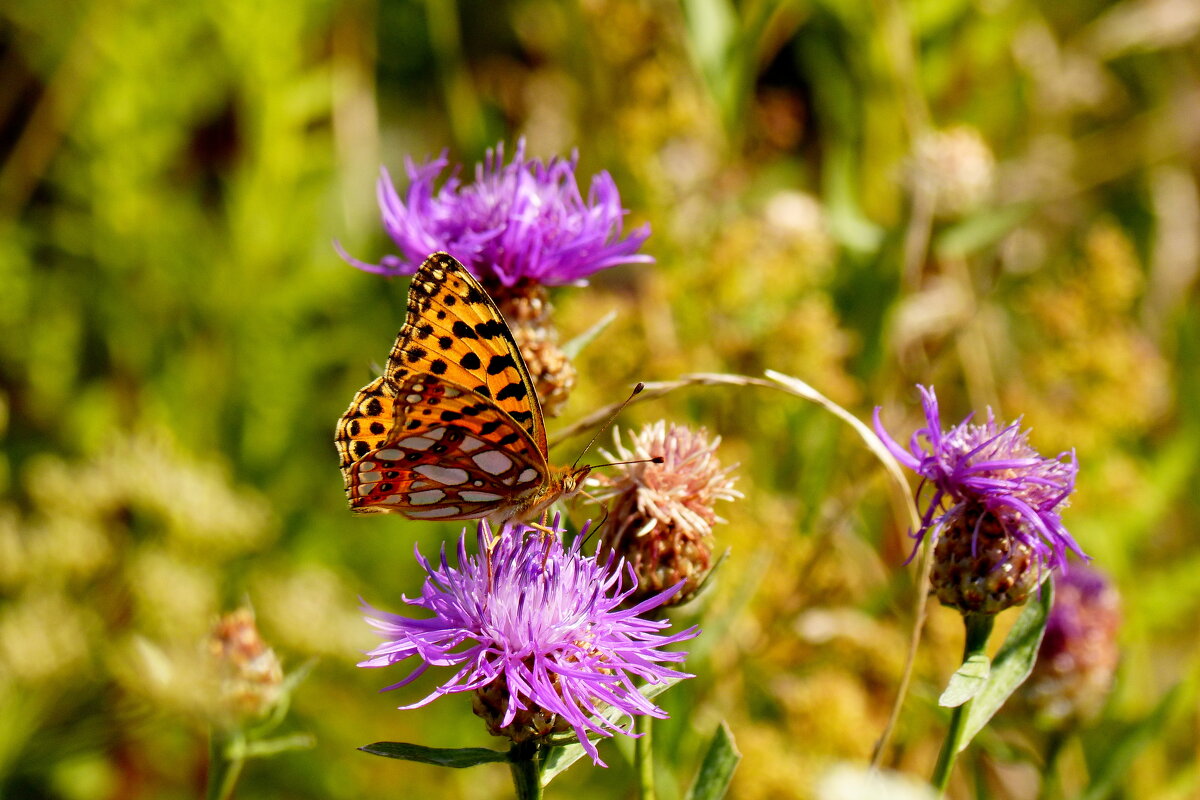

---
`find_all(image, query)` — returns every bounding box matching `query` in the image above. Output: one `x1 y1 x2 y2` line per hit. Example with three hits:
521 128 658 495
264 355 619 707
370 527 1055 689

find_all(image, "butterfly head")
561 465 593 497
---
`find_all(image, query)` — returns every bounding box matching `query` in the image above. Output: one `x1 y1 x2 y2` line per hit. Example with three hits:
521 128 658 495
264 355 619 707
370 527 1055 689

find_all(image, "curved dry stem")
548 373 776 449
763 371 926 769
551 370 926 768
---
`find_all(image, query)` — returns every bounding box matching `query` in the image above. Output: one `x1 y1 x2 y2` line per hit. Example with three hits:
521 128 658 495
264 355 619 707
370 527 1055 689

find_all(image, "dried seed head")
208 607 283 722
591 423 741 605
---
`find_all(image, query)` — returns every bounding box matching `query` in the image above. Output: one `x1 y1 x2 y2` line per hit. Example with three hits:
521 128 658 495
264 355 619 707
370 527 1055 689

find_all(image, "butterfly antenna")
572 382 648 469
582 504 611 548
588 455 665 470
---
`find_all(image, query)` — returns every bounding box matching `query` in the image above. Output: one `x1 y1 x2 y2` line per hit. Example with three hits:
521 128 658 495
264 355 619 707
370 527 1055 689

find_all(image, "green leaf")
358 742 509 768
541 678 682 786
957 580 1054 752
684 722 741 800
939 653 991 708
560 308 617 359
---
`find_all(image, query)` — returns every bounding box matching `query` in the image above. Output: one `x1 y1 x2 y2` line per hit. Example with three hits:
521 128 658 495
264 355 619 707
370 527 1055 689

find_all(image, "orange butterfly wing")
346 373 550 519
336 252 570 522
387 252 547 452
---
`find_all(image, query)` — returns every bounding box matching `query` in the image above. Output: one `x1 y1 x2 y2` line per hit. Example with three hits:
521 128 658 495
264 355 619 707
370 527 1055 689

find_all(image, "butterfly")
335 252 592 523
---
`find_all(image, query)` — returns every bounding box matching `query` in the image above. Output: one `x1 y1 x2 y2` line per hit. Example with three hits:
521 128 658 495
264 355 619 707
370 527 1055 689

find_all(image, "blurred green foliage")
2 0 1198 797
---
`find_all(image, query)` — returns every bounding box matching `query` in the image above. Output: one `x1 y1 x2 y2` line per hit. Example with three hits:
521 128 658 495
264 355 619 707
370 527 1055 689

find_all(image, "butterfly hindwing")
335 376 397 473
386 253 548 454
347 373 549 518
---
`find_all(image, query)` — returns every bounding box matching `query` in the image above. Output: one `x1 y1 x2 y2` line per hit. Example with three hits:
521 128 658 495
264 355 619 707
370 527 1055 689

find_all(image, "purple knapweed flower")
340 139 652 287
874 385 1086 574
359 519 698 766
1026 564 1120 724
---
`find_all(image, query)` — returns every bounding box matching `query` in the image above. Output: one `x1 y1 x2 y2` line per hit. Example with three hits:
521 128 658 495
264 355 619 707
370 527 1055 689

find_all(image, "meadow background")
2 0 1199 797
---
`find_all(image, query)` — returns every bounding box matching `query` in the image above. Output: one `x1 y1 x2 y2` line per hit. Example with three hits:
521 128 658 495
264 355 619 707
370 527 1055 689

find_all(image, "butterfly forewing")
387 253 548 453
348 374 549 518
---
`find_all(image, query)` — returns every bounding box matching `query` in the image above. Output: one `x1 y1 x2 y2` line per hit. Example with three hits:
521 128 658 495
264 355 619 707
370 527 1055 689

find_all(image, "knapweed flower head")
590 422 741 605
874 386 1085 613
359 518 698 765
1026 565 1121 725
341 138 652 288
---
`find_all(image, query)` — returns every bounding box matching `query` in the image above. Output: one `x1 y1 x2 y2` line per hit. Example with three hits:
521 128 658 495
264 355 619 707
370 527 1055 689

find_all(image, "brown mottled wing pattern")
347 374 549 519
385 252 548 454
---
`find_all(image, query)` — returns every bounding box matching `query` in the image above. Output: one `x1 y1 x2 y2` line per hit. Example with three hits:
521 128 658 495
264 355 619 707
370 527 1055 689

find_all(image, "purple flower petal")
344 140 652 287
874 385 1085 572
359 517 697 766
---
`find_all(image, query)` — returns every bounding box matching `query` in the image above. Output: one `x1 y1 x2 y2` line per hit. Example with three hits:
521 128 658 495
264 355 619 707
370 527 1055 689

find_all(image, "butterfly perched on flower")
335 252 592 523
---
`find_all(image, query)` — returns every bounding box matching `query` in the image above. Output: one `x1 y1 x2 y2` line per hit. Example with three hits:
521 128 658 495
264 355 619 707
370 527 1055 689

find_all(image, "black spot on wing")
474 320 504 339
348 420 360 436
497 433 520 447
452 321 477 340
354 441 370 458
496 382 528 402
370 422 386 435
431 359 448 375
479 420 503 436
438 336 453 349
406 346 426 363
460 352 481 370
366 398 383 416
488 354 517 375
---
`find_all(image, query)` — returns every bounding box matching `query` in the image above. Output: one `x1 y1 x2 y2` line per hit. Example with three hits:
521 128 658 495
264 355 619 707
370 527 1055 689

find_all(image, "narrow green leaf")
957 580 1054 752
939 653 991 708
359 742 509 768
560 308 617 359
541 678 682 786
684 722 741 800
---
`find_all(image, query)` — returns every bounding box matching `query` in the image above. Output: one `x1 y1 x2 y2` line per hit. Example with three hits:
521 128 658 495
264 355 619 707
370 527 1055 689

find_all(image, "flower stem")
635 714 656 800
932 613 995 795
1039 731 1068 800
508 742 543 800
205 729 245 800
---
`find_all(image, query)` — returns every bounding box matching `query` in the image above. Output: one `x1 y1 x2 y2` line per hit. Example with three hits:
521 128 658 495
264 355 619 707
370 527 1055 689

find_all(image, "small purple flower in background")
341 139 652 288
359 519 698 766
874 386 1086 614
1026 565 1121 725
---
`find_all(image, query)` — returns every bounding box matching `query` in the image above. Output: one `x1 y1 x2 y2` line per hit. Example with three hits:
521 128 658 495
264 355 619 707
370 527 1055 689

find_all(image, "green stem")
206 728 246 800
508 742 543 800
1039 731 1068 800
635 714 656 800
932 613 996 795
